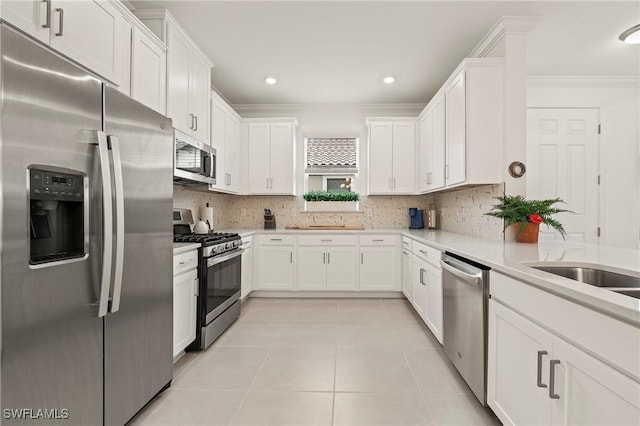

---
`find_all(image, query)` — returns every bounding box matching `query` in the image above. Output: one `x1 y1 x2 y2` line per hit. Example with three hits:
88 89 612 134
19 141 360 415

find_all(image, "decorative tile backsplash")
173 184 505 239
433 184 505 240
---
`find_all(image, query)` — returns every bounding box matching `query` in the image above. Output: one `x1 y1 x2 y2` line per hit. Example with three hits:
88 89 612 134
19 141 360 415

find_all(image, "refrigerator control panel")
29 168 84 201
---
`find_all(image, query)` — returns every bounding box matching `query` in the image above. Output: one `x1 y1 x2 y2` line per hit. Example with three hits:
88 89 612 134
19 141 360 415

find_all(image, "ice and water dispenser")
29 167 86 265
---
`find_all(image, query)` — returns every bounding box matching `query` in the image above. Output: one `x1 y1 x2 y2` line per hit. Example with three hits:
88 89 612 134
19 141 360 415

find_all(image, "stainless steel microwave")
174 129 216 186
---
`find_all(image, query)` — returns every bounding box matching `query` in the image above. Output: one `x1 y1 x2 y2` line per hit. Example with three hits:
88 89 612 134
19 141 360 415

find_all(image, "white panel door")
326 246 358 290
419 113 432 192
240 245 252 299
527 109 599 243
412 256 428 320
2 0 51 43
269 123 294 194
225 115 240 191
487 300 553 426
360 247 397 290
551 337 640 426
297 247 327 290
173 269 197 357
166 24 191 134
131 27 166 114
189 51 211 143
402 249 412 300
445 71 466 186
431 96 447 190
50 0 121 84
369 122 394 194
210 99 227 150
248 123 271 194
257 247 294 290
114 17 131 96
392 122 416 193
424 264 442 342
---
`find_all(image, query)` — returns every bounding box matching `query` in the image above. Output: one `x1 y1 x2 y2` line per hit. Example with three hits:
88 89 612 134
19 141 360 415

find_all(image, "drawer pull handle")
419 250 428 255
270 238 282 241
549 360 561 399
321 239 332 242
178 259 192 266
372 239 384 242
537 350 548 388
402 241 409 245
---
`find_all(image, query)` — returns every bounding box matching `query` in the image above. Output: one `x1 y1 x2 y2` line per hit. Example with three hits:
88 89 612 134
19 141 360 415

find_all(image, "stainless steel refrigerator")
0 24 174 425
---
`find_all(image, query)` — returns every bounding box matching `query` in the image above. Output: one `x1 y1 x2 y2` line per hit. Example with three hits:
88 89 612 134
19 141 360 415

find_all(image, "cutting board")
285 225 365 230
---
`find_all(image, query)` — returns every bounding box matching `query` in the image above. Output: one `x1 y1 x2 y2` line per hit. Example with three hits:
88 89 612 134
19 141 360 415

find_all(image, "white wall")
527 78 640 249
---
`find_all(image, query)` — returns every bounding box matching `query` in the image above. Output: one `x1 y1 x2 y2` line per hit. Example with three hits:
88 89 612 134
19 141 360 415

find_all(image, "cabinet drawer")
402 237 412 251
174 249 198 275
298 235 357 246
412 240 441 267
359 235 398 246
241 236 253 248
258 234 295 245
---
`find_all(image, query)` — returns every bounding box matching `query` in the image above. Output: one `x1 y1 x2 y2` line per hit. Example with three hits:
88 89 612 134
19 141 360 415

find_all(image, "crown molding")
528 75 640 88
470 16 541 58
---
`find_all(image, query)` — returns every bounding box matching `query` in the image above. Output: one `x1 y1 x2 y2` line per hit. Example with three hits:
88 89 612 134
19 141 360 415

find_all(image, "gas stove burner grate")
173 232 241 245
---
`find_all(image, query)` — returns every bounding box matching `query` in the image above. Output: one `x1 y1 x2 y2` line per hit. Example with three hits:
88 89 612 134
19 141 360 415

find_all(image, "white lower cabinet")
173 249 198 358
402 246 412 300
488 298 640 426
256 235 294 290
359 242 400 291
409 240 443 343
240 236 252 299
296 235 358 291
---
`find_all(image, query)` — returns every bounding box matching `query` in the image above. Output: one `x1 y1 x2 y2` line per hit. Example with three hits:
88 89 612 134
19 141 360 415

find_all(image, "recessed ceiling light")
619 24 640 44
383 76 395 84
264 77 277 85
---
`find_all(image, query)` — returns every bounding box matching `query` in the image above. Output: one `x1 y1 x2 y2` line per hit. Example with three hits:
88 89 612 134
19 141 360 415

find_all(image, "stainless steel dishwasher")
440 252 490 405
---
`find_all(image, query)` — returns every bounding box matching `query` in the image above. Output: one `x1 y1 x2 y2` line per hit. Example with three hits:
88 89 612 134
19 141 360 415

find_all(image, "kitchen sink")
528 265 640 300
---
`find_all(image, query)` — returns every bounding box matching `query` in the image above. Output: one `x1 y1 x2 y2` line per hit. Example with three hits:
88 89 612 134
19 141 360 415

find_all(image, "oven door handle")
206 249 244 267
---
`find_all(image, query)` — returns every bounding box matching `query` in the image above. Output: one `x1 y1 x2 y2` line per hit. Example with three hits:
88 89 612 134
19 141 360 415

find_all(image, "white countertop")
217 227 640 325
173 242 201 255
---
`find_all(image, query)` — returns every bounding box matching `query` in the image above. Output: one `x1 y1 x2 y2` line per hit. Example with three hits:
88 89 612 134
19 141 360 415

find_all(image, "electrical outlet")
241 208 247 217
291 208 297 217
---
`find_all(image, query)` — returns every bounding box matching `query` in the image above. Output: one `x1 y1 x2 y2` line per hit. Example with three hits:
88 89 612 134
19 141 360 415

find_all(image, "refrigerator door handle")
96 131 113 318
108 135 125 313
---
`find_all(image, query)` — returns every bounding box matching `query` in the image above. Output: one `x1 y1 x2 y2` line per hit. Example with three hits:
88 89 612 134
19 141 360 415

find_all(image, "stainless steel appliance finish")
1 25 173 425
174 129 216 186
103 87 173 426
173 231 242 351
440 252 491 405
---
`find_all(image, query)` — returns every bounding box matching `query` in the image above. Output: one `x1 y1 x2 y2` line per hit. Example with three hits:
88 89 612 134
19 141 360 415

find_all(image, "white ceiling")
131 1 640 106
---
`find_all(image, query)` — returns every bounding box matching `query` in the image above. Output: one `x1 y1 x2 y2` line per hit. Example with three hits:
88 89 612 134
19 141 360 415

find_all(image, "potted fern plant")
303 191 360 212
485 195 571 243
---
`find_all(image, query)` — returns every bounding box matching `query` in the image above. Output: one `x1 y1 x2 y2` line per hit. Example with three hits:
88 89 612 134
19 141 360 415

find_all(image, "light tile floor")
132 298 500 426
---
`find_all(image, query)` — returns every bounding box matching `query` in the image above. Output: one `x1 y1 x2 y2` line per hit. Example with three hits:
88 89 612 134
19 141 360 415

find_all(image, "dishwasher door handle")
440 259 482 285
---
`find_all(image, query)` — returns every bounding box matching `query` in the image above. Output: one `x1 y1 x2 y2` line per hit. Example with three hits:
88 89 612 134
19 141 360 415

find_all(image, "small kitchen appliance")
264 209 276 229
427 204 438 229
409 208 425 229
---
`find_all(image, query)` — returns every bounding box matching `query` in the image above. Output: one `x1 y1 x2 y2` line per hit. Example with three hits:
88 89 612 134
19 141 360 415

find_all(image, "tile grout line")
225 302 288 426
331 307 338 426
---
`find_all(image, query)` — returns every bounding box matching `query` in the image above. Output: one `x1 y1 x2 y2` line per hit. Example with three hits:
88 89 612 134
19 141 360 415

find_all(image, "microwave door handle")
96 131 113 318
202 154 211 177
108 136 125 313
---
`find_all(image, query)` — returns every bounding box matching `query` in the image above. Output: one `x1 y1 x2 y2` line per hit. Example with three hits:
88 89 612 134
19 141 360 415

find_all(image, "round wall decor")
508 161 526 178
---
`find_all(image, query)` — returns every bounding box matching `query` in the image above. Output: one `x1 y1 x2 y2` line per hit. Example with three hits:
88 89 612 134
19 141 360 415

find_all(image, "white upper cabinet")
418 58 503 193
2 0 128 86
246 119 297 195
136 9 213 144
130 26 166 114
444 71 466 186
367 119 416 195
418 94 446 192
209 91 242 194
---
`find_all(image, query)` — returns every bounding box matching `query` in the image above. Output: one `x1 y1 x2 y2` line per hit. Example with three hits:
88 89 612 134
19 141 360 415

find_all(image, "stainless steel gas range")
174 222 243 350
